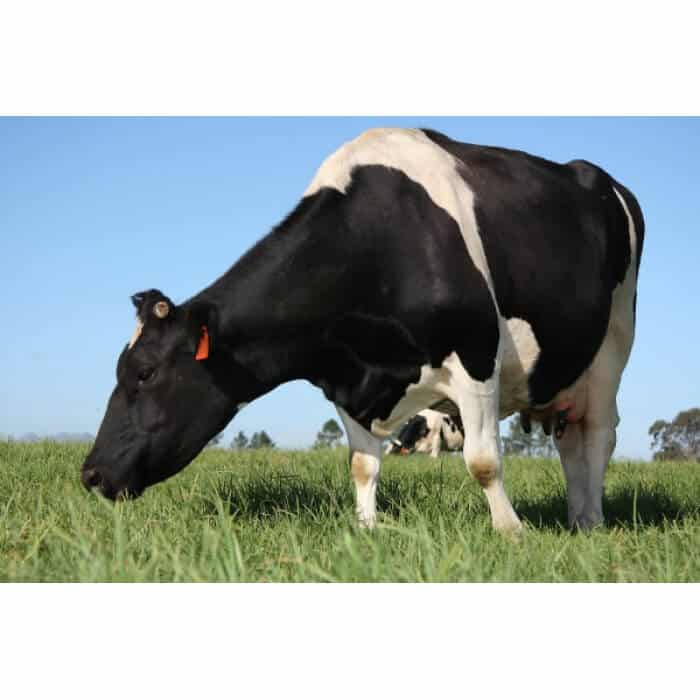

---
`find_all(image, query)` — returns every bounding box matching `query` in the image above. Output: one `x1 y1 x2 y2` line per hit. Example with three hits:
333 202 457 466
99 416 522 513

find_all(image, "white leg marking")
304 128 497 305
336 406 382 528
429 430 441 458
443 353 522 535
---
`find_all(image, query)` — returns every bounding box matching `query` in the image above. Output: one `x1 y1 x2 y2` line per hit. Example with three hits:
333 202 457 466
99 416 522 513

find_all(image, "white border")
1 584 697 699
1 2 697 697
1 1 699 115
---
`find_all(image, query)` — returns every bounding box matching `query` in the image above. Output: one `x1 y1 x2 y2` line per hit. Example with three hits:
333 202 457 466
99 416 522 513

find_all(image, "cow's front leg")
336 406 382 528
446 354 522 535
429 430 441 458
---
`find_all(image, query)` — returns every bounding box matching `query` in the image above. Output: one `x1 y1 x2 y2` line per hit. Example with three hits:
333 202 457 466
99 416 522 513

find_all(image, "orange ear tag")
195 326 210 360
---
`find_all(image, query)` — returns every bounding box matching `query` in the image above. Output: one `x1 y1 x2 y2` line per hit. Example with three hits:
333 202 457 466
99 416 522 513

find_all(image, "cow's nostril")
82 467 103 490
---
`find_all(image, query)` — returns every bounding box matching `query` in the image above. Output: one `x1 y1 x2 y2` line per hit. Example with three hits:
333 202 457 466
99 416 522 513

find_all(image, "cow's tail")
611 179 645 278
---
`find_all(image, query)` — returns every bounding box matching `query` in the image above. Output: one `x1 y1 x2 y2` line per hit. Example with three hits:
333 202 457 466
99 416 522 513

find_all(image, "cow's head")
386 439 407 455
81 289 241 500
389 415 430 455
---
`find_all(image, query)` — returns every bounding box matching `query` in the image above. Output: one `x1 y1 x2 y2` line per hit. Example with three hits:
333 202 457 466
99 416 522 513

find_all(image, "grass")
1 440 699 582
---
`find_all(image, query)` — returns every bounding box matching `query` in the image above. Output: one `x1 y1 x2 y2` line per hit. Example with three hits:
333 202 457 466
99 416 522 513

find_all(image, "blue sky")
1 117 697 457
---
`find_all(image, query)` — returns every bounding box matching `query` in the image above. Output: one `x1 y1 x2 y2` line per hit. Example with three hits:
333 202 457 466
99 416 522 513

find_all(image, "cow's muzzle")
81 466 104 491
81 465 139 500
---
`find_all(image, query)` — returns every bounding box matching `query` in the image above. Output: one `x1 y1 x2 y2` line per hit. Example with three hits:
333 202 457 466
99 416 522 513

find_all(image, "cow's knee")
350 450 380 528
465 451 499 488
351 450 378 488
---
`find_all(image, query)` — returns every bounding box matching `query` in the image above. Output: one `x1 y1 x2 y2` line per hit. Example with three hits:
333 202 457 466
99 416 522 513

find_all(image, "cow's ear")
185 301 219 360
131 289 171 320
131 292 146 313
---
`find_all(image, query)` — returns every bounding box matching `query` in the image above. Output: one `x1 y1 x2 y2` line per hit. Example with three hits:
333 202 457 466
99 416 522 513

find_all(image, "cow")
386 409 464 457
81 127 644 533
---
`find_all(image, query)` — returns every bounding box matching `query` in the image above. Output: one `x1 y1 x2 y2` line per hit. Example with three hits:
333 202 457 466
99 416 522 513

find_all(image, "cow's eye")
137 367 156 384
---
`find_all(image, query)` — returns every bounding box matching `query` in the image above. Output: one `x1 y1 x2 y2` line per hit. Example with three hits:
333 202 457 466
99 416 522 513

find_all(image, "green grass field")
1 440 699 582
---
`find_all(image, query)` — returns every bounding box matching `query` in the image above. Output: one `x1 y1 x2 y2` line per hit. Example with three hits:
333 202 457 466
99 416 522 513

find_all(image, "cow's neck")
187 191 342 403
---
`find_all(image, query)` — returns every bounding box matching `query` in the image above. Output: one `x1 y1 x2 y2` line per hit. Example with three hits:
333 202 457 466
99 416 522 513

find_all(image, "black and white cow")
386 409 464 457
82 128 644 533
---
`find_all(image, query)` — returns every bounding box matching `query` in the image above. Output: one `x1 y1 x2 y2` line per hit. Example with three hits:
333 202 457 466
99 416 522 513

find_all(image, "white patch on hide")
440 415 464 452
499 317 540 416
369 355 457 438
304 127 498 309
128 319 144 349
412 409 445 457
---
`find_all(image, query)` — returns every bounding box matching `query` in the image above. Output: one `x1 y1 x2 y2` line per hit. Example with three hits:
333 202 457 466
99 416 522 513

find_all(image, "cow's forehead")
124 315 184 360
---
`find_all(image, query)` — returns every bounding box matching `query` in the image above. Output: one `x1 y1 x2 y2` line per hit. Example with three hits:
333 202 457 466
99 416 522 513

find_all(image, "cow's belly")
499 316 588 422
370 316 590 438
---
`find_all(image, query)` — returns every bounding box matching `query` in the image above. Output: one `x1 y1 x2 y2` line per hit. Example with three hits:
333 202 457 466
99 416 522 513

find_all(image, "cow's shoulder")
304 127 464 197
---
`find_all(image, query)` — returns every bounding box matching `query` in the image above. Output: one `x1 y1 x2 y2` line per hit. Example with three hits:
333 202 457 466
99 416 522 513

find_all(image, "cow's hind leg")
562 337 627 531
336 406 382 528
581 414 618 529
554 423 588 529
569 185 637 529
445 354 522 535
556 410 618 531
578 366 620 529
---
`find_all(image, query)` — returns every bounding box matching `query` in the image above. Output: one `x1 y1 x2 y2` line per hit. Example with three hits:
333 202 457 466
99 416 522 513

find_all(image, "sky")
1 117 698 458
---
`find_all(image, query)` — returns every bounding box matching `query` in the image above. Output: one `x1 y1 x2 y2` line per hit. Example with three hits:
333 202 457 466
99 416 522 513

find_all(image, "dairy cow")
82 128 644 532
386 409 464 457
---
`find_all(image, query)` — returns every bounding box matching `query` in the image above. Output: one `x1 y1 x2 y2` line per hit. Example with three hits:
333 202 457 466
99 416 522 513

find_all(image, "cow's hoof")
569 515 604 533
492 515 524 541
356 513 377 530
